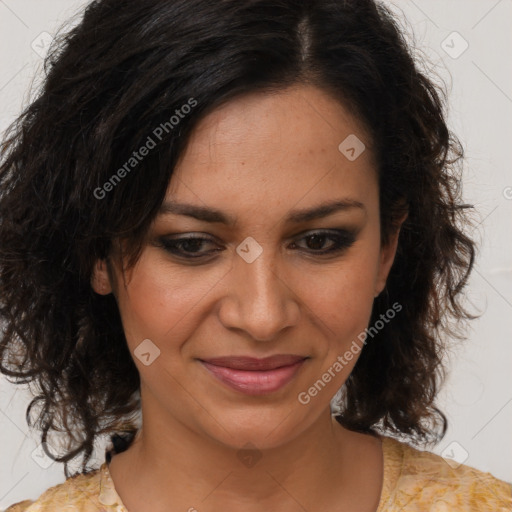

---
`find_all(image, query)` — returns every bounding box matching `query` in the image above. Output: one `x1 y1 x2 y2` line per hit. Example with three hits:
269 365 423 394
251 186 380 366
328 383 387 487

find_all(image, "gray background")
1 0 511 508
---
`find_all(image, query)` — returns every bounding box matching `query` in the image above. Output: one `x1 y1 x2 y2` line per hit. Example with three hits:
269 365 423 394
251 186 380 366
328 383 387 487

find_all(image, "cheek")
294 246 381 392
301 247 380 329
113 254 209 348
114 247 240 360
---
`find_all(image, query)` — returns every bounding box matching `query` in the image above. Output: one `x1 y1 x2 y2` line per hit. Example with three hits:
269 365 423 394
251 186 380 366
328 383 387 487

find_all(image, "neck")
108 391 382 512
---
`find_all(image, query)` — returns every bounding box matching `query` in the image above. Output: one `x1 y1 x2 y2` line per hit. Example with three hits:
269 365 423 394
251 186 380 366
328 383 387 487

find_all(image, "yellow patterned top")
5 436 512 511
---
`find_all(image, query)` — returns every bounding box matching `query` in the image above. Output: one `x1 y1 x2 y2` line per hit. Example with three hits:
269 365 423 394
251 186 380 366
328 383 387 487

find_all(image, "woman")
1 0 510 510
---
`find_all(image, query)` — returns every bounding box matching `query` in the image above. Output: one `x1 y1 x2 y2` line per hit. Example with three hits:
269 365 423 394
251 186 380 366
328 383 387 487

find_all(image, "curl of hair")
0 0 475 477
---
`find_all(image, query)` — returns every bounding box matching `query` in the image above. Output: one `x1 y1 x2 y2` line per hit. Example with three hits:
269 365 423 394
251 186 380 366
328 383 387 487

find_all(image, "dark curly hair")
0 0 475 478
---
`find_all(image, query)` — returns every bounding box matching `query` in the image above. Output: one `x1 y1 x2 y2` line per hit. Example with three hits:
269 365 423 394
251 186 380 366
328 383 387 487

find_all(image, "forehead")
167 85 377 221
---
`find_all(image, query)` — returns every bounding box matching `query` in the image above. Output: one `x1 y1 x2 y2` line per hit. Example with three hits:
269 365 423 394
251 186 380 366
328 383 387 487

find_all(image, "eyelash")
157 230 357 260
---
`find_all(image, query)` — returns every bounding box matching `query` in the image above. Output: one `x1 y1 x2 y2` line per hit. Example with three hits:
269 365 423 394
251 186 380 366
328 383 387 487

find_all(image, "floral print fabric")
6 436 512 511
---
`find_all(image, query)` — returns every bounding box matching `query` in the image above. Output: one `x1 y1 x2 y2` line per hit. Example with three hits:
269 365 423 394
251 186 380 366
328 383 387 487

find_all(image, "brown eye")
158 235 220 259
291 230 356 255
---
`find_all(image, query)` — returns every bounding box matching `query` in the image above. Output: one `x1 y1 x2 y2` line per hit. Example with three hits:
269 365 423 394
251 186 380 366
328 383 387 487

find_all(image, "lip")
199 355 308 395
202 354 307 371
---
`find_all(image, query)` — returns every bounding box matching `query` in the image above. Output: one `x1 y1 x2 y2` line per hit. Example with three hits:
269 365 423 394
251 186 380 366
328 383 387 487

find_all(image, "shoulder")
4 463 113 512
380 435 512 511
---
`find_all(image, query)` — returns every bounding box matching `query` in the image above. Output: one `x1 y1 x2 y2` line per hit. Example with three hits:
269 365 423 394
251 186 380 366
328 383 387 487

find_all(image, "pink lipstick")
200 355 307 395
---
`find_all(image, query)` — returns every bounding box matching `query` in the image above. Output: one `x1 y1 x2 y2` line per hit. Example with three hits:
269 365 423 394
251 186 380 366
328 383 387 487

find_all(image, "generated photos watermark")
298 301 402 405
94 97 198 200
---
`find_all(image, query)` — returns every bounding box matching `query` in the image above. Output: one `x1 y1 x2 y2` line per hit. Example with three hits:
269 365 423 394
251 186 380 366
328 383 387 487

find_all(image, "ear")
374 213 408 297
91 258 113 295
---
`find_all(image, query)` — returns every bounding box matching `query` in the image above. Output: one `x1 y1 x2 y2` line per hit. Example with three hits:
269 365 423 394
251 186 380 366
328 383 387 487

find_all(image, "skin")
92 84 405 512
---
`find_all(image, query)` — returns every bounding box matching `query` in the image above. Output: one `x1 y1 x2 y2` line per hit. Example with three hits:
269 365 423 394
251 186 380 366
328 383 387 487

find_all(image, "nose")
217 242 300 342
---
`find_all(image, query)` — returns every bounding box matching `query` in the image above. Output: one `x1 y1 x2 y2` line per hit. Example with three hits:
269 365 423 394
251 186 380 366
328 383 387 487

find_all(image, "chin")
200 406 315 451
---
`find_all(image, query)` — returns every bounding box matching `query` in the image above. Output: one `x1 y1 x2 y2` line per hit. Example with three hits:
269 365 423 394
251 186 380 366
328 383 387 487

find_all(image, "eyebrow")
158 198 365 225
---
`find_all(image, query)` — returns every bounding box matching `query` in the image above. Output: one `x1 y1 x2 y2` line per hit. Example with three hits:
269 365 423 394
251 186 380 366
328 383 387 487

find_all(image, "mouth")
199 355 308 395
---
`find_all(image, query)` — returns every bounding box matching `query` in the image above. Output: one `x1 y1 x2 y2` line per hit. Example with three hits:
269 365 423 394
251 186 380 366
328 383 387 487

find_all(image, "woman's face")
93 84 400 449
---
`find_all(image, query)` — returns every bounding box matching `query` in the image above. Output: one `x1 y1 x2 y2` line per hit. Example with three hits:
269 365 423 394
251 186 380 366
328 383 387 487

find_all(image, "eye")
290 229 356 255
157 235 220 259
156 228 357 261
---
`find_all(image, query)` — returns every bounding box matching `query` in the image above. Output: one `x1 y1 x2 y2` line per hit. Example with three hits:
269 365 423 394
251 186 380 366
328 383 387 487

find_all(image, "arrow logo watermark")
134 338 161 366
338 134 366 161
